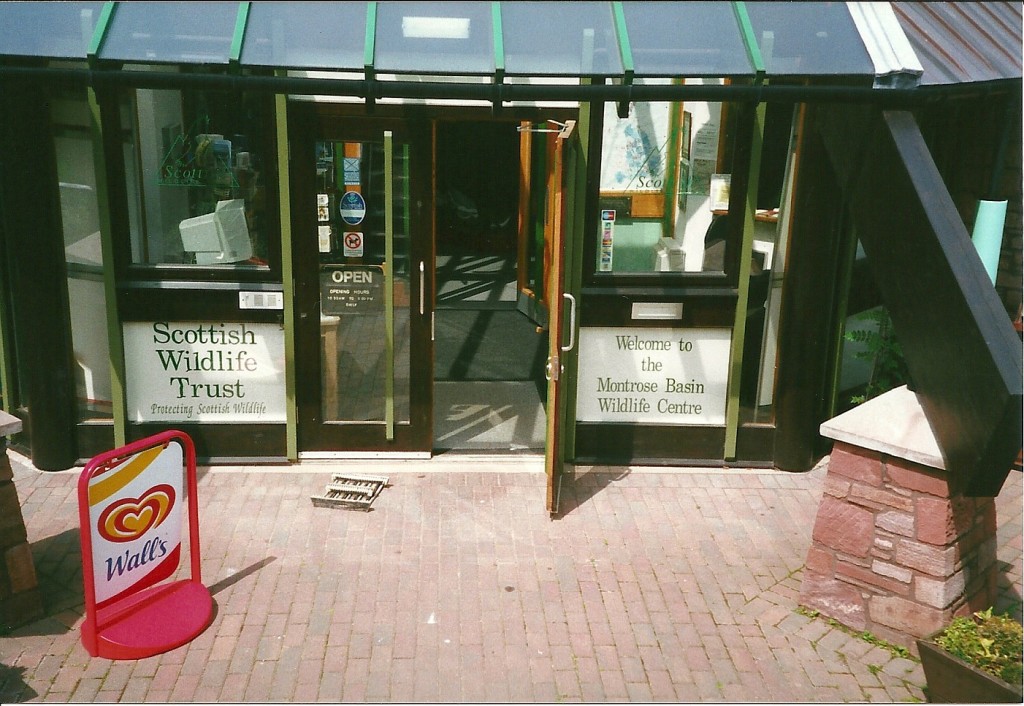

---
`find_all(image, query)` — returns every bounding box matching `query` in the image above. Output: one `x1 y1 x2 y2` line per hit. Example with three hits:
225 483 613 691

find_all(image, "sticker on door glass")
343 231 364 257
318 225 332 253
339 191 366 226
317 194 330 222
343 158 361 186
599 210 615 272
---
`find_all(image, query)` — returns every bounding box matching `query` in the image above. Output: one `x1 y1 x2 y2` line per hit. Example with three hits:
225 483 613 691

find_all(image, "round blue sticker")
339 191 366 226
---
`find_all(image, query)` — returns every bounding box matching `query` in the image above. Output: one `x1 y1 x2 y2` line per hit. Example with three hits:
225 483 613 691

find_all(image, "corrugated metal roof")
892 2 1023 86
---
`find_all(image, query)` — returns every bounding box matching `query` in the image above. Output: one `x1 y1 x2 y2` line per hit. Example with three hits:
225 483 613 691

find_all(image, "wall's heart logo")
97 484 176 542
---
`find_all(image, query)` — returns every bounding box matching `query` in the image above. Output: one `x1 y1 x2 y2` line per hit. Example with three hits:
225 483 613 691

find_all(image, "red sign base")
81 578 212 659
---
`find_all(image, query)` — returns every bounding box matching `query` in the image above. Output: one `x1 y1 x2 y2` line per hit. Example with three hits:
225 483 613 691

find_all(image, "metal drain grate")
311 473 389 511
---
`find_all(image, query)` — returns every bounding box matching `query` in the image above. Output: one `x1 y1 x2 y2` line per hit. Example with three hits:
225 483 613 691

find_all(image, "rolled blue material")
971 200 1007 284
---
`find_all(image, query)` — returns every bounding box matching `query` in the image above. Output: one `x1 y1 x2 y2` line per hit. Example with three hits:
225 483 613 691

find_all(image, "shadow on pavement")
0 664 39 703
4 529 86 638
208 556 277 596
555 466 631 518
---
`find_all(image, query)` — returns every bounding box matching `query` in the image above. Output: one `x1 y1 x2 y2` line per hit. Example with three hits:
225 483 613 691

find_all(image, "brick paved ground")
1 452 1021 703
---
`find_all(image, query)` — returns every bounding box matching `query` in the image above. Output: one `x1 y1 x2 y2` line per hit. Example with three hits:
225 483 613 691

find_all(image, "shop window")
124 87 274 270
834 240 908 414
53 87 114 423
595 82 741 276
738 101 798 424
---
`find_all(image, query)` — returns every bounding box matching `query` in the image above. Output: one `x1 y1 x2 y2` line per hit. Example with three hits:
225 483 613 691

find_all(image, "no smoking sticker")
343 231 364 257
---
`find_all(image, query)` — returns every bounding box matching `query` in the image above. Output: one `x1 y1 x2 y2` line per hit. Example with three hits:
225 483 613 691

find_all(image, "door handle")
561 293 577 352
419 261 425 315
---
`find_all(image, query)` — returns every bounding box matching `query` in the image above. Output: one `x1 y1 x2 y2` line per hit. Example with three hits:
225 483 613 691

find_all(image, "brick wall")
0 438 43 632
800 442 998 652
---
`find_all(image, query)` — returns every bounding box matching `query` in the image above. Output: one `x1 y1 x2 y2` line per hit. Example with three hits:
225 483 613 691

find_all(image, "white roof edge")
847 2 924 88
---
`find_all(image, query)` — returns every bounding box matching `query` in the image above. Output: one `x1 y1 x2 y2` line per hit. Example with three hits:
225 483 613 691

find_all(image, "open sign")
320 265 383 315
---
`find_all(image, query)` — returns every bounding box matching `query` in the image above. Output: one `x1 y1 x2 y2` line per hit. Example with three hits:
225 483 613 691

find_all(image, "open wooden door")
516 119 570 329
543 120 577 516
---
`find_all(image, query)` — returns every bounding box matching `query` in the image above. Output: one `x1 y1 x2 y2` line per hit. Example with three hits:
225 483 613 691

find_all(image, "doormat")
311 474 389 511
434 309 546 381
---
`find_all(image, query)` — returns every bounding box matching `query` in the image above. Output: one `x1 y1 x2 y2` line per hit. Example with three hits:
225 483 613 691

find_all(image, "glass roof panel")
622 2 752 77
501 1 621 76
0 2 104 59
744 1 873 76
241 2 366 69
374 1 494 75
99 1 238 64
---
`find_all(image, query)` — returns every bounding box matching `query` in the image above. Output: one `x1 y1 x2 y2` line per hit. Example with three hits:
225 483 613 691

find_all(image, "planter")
918 635 1024 703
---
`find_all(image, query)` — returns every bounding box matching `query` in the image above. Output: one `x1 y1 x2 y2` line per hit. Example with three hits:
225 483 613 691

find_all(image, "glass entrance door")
292 111 432 454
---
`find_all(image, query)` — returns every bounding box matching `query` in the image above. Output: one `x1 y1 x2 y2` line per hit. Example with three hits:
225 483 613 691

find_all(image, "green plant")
845 307 909 404
934 608 1023 686
859 630 910 659
795 606 909 659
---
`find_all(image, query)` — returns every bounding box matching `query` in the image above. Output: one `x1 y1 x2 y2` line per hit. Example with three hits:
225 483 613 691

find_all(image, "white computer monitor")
178 199 252 265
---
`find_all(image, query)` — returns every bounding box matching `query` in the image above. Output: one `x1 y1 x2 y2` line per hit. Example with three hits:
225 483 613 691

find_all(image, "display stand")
78 431 212 659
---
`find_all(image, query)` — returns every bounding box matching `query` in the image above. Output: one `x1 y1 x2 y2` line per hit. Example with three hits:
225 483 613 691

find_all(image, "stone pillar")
0 412 43 632
799 386 999 652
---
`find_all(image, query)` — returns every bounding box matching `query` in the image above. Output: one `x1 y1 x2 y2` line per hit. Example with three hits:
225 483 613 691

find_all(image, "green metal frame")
611 2 634 79
84 2 126 446
733 1 767 78
364 1 378 111
363 1 377 70
275 81 298 460
723 100 767 459
229 2 251 70
721 4 766 458
88 87 128 449
492 2 505 84
611 1 634 118
87 2 116 59
383 130 395 441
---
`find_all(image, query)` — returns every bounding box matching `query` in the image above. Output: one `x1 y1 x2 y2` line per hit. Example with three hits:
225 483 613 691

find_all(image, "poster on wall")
600 101 672 192
576 327 731 425
124 321 286 423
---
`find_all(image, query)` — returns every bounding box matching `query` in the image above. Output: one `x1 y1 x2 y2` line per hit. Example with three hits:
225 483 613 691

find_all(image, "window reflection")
596 81 738 274
125 87 272 267
54 87 113 421
98 1 236 64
